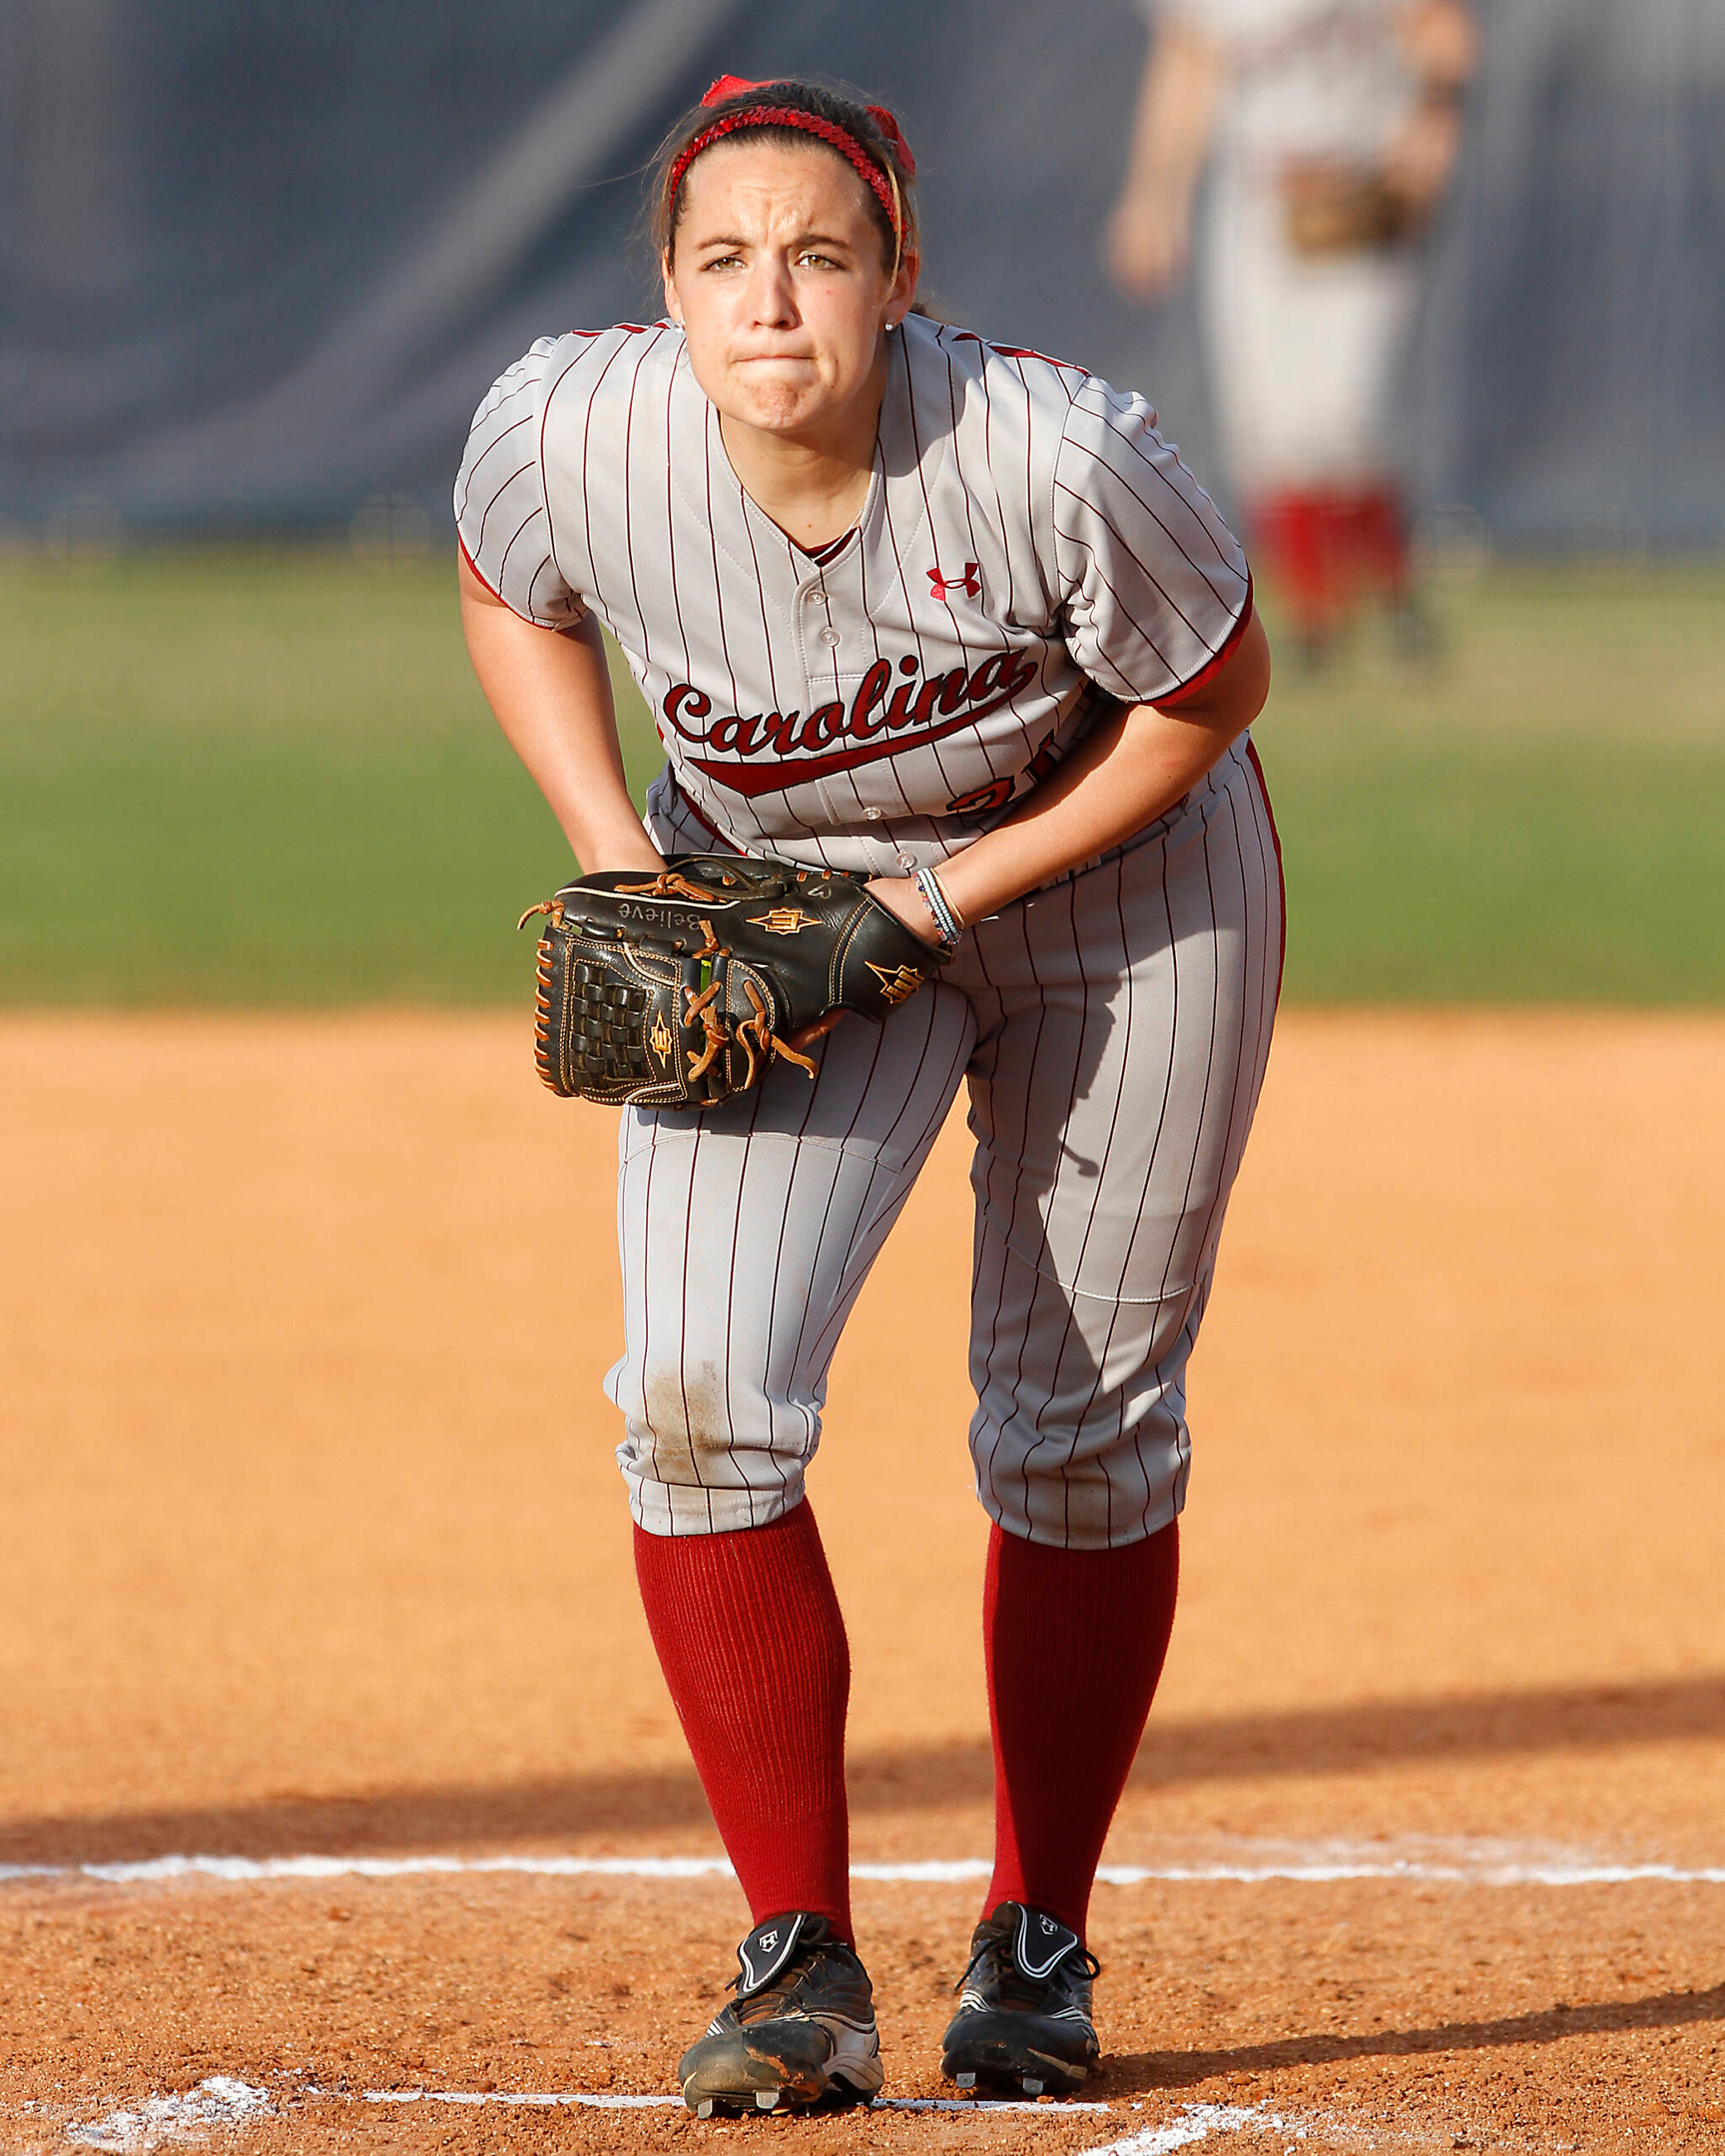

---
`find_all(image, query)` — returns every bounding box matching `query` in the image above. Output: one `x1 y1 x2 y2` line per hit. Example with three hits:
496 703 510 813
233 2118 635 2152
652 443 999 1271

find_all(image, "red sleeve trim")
1153 573 1255 709
458 531 583 629
948 328 1089 373
988 342 1087 371
1243 734 1286 1011
456 531 505 605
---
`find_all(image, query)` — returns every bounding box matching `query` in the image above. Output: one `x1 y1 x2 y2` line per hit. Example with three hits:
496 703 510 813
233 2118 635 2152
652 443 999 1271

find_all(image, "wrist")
909 865 964 954
562 810 664 875
864 873 944 949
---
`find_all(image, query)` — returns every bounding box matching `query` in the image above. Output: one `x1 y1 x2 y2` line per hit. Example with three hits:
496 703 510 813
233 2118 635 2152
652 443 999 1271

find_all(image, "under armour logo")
927 561 980 602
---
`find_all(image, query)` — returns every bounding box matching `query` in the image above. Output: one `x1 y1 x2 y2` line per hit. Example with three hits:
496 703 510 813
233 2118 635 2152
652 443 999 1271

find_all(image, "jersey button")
862 808 886 822
817 626 841 648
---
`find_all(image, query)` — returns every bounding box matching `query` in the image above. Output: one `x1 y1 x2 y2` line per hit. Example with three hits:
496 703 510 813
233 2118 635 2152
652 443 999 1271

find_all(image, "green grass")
1255 571 1725 1001
1 548 1720 1004
0 549 659 1004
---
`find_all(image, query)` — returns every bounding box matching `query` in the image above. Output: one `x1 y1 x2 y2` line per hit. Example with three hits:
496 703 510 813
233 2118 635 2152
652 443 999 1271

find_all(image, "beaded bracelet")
911 865 964 955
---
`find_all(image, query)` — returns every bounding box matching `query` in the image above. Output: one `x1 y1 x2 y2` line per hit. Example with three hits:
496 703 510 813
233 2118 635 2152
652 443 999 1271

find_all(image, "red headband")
667 76 915 261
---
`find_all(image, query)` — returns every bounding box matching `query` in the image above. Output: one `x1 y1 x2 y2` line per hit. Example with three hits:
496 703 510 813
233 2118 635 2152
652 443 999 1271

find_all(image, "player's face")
664 140 918 448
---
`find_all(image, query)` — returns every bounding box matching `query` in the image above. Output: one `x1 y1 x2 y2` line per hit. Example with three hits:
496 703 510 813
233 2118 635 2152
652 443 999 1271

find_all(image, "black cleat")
678 1911 882 2118
940 1901 1101 2097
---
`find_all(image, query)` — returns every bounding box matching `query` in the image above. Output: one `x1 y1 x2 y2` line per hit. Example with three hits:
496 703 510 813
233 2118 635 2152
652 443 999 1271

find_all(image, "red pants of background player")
1250 484 1410 655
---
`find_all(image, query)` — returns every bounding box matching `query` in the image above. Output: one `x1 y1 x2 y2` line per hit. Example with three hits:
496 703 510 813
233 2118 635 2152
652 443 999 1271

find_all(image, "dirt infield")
3 1011 1723 2154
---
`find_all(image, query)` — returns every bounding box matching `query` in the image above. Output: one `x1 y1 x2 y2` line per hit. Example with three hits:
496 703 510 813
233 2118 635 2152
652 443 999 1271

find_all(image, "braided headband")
668 76 914 274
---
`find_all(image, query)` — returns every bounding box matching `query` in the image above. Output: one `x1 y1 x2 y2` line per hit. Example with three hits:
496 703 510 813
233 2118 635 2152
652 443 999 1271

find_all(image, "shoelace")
953 1934 1102 1997
726 1941 855 1999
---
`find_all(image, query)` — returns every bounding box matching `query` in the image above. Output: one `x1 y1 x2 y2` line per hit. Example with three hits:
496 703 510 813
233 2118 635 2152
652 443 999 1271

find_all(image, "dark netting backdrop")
2 0 1721 545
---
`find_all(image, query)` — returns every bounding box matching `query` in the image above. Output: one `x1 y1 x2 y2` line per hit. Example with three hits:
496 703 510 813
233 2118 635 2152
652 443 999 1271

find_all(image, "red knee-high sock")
983 1520 1180 1942
633 1503 853 1941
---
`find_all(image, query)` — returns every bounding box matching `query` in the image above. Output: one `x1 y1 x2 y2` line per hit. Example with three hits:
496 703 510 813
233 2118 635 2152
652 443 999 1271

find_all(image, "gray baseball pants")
606 737 1282 1550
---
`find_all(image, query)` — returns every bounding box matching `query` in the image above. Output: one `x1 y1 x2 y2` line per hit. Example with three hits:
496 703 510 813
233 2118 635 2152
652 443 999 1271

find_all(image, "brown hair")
649 77 919 276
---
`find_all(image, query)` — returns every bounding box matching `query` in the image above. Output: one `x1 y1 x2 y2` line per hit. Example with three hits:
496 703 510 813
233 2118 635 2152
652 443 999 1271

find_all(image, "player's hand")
575 835 668 877
1102 196 1190 301
1379 105 1461 222
785 876 942 1055
862 873 946 948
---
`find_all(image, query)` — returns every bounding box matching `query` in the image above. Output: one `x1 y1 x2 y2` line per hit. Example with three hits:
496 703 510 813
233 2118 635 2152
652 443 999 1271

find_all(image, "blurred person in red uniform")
1107 0 1475 664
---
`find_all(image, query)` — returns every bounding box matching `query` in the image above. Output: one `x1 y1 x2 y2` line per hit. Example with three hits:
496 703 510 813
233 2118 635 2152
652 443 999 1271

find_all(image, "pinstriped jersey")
454 313 1250 875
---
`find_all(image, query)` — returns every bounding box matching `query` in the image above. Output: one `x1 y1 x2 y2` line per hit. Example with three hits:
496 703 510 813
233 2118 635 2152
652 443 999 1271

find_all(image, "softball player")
1106 0 1476 661
457 75 1280 2117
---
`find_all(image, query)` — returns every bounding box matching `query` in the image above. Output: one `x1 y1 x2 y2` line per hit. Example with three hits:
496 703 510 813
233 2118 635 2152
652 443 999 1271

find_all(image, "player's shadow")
1095 1980 1725 2094
1 1672 1720 1867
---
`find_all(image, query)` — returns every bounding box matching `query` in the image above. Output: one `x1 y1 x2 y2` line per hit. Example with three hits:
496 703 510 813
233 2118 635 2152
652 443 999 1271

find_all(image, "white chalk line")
65 2077 275 2149
63 2078 1298 2150
366 2088 1110 2113
6 1847 1723 1889
1086 2106 1300 2156
363 2091 1310 2146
